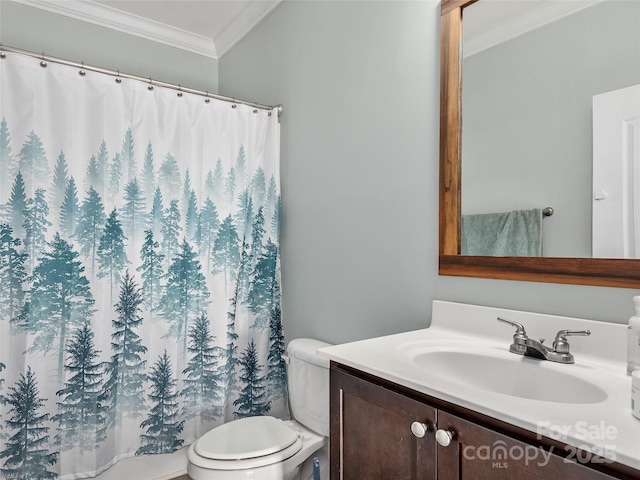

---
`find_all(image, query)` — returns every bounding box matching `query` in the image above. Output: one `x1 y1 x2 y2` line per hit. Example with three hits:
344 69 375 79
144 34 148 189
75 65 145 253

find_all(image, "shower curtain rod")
0 44 283 117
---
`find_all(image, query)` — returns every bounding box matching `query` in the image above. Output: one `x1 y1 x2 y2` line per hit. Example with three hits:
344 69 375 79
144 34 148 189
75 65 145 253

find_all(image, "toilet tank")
286 338 331 437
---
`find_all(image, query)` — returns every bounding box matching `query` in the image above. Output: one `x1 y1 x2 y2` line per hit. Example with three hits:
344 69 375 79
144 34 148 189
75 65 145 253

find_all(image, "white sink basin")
412 349 608 404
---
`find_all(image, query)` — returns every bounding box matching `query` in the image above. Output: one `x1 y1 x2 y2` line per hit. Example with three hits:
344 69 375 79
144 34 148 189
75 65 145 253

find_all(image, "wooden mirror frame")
438 0 640 288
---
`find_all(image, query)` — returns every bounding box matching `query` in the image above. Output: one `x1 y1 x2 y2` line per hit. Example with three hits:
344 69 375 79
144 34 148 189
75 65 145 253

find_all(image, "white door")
592 84 640 258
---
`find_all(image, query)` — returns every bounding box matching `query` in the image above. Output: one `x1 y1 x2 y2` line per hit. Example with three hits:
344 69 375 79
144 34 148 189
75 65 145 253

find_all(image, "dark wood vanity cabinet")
330 362 437 479
330 364 626 480
436 411 617 480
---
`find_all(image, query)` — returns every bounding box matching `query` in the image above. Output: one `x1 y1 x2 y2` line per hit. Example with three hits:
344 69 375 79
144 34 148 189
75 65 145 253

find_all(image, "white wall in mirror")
462 0 640 258
593 84 640 258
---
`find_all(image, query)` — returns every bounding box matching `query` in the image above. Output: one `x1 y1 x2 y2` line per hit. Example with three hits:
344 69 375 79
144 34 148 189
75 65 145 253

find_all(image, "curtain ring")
177 85 183 97
204 91 210 103
79 61 86 76
148 78 154 91
40 52 47 68
231 98 237 109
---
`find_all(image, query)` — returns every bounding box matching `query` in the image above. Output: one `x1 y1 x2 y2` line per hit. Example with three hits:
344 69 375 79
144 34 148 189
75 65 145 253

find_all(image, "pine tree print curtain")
0 51 287 479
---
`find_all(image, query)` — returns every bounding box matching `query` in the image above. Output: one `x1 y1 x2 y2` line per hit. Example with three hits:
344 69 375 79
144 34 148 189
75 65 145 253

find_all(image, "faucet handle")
552 329 591 354
497 316 528 339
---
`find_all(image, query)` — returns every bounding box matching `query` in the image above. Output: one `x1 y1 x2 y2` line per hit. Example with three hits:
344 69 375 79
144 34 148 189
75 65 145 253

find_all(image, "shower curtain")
0 51 287 479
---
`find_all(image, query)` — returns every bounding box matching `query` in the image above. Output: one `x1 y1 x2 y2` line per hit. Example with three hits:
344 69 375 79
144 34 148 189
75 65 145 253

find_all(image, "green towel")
461 208 543 256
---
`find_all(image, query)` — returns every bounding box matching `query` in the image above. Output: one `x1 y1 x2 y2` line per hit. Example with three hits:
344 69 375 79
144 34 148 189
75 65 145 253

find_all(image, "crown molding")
215 0 281 58
464 0 604 58
10 0 218 58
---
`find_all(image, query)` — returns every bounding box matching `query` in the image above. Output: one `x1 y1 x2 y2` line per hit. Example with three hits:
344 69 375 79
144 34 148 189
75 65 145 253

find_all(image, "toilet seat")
189 416 303 470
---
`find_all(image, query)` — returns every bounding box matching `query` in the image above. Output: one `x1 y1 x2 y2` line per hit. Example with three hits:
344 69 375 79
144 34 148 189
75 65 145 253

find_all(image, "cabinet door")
436 411 617 480
331 368 437 480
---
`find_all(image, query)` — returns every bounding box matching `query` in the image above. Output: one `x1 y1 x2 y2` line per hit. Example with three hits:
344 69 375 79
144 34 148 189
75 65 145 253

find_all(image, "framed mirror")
439 0 640 288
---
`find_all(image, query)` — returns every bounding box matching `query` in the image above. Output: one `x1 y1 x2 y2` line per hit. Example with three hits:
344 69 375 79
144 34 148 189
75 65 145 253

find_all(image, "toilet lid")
194 416 299 461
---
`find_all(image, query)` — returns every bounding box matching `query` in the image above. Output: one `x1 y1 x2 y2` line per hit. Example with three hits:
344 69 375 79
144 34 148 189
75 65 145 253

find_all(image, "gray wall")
462 1 640 258
219 0 640 345
0 1 218 93
220 0 440 343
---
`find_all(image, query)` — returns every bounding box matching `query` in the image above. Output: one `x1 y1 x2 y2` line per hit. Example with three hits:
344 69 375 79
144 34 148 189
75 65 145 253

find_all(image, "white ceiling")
95 0 250 38
463 0 603 57
11 0 281 59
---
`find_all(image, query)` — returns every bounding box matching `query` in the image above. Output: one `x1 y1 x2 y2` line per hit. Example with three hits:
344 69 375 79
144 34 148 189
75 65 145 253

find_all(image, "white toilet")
187 338 331 480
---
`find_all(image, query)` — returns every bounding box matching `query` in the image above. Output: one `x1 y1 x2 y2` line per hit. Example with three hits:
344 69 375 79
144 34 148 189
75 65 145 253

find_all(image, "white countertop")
318 300 640 472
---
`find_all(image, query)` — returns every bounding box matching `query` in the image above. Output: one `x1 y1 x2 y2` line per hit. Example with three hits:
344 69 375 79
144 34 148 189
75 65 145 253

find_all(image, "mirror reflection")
461 0 640 258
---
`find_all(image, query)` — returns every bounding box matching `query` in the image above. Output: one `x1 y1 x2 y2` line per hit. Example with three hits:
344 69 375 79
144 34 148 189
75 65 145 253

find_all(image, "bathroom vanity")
319 302 640 479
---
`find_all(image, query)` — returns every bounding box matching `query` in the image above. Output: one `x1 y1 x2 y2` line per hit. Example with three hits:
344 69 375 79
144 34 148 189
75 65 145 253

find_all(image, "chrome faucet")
497 316 590 364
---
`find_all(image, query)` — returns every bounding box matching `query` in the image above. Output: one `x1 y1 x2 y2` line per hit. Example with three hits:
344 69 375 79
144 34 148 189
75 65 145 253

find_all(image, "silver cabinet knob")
410 421 428 438
435 429 454 447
